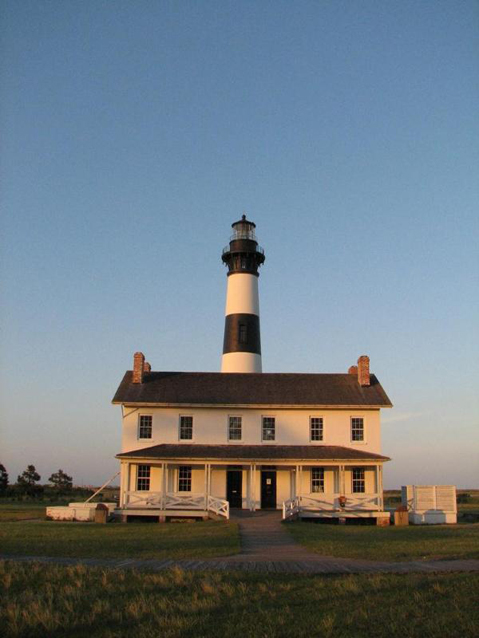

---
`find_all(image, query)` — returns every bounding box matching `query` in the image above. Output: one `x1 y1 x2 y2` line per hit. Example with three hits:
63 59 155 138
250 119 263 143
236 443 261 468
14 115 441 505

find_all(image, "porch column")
204 463 209 509
248 464 252 510
339 464 345 495
120 461 129 508
378 465 384 510
252 463 257 511
162 463 168 510
297 465 302 501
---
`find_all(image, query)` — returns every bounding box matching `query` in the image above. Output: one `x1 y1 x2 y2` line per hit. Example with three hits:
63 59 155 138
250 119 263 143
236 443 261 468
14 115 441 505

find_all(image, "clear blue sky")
1 1 478 488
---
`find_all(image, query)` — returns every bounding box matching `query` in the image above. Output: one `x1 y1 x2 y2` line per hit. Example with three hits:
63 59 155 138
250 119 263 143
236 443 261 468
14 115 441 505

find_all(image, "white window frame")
228 415 242 441
350 416 366 443
179 415 193 441
138 414 153 439
178 466 192 492
311 467 325 493
310 416 324 442
136 465 151 491
352 467 365 493
262 416 276 442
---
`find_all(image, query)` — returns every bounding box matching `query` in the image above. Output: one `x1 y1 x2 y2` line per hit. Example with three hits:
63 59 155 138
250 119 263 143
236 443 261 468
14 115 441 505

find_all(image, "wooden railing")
123 491 229 519
282 497 300 520
282 493 381 519
208 495 230 520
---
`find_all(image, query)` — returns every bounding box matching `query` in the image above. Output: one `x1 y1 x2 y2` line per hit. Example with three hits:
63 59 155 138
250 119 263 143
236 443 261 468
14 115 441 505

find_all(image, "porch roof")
116 444 390 462
112 371 392 408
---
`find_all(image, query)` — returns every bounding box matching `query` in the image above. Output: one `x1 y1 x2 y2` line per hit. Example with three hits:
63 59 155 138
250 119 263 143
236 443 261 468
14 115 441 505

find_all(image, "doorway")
226 470 243 509
261 470 277 509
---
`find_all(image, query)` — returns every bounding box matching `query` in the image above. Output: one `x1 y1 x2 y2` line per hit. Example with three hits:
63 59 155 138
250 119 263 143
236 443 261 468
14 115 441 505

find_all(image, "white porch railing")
208 495 230 520
123 491 229 520
282 497 300 520
282 493 381 519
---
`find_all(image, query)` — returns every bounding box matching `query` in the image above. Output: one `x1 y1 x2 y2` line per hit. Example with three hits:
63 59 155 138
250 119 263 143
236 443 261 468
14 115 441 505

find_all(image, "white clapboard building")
113 217 393 523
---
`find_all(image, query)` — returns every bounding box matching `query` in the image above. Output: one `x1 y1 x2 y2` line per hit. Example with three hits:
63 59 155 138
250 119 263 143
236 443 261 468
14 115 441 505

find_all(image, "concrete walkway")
2 511 479 575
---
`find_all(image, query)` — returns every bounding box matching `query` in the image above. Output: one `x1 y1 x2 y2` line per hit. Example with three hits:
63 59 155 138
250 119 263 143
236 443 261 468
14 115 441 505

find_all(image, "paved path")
2 511 479 575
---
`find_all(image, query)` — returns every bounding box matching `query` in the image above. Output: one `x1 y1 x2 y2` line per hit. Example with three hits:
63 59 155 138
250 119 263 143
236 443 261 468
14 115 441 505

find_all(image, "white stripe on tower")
221 215 265 373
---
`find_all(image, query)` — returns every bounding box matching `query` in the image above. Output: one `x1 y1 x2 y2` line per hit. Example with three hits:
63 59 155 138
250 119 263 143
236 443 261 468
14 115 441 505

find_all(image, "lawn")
0 520 240 560
0 503 47 522
1 561 478 638
285 520 479 561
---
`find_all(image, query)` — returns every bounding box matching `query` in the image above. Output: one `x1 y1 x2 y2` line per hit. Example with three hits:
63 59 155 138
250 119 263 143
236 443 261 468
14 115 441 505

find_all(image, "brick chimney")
143 361 151 373
132 352 145 384
348 365 358 375
357 355 370 386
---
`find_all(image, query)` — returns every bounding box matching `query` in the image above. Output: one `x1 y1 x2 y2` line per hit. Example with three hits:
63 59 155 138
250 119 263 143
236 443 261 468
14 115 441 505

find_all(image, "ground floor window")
352 468 365 493
136 465 151 491
311 467 324 493
178 466 192 492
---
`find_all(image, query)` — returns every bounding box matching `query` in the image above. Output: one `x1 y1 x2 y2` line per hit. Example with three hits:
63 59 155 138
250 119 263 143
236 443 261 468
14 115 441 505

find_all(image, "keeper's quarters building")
113 216 392 523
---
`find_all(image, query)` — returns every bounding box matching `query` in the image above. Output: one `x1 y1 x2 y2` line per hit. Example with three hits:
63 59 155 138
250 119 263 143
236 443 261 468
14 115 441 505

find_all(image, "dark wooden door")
226 470 243 509
261 471 277 509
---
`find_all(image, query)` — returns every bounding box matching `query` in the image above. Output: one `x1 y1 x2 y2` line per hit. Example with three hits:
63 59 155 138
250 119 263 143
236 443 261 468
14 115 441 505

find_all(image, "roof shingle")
112 371 392 407
116 443 390 462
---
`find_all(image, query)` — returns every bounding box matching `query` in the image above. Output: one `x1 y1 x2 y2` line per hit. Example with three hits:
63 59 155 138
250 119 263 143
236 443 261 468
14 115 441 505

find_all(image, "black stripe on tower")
223 313 261 355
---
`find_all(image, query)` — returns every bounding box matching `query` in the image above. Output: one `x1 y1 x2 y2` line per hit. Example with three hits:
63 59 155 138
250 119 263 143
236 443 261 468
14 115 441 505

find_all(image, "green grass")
0 520 240 560
0 503 47 522
1 561 478 638
286 520 479 561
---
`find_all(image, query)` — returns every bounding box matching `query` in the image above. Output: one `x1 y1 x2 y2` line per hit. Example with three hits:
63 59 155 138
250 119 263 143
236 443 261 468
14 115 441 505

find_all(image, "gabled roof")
112 371 392 408
116 443 390 462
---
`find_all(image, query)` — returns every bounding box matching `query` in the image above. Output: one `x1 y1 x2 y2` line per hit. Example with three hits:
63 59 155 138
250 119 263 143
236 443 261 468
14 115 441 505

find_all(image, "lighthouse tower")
221 215 265 373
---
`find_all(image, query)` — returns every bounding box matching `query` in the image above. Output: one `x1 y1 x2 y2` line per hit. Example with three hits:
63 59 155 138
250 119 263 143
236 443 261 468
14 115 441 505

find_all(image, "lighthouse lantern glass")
233 221 256 241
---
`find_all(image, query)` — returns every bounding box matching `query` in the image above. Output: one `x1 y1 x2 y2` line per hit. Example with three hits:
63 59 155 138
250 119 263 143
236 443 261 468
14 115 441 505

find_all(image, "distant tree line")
0 463 89 500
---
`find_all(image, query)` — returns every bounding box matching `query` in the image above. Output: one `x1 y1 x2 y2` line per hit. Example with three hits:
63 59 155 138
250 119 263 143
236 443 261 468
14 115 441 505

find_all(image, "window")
178 466 192 492
239 323 247 344
310 417 323 441
136 465 151 491
352 468 365 493
351 417 364 442
262 416 275 441
138 415 152 439
311 467 324 493
179 416 193 440
228 416 242 441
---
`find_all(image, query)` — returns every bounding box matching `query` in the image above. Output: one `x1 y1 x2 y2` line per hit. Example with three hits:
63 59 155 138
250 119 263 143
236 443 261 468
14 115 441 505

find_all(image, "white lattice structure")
401 485 457 524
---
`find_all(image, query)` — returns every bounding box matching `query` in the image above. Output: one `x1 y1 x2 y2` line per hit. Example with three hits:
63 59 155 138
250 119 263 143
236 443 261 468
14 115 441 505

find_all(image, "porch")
116 457 387 522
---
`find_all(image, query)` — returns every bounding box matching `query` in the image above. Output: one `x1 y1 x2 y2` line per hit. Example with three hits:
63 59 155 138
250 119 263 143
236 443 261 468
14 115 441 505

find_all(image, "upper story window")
352 468 365 493
239 323 247 344
138 415 152 439
228 416 242 441
136 465 151 491
179 416 193 440
178 466 192 492
262 416 275 441
310 417 323 441
351 417 364 442
311 467 324 493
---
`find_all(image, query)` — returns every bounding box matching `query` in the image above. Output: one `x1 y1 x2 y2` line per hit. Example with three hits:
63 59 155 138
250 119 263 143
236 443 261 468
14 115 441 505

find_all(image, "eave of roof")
116 443 391 462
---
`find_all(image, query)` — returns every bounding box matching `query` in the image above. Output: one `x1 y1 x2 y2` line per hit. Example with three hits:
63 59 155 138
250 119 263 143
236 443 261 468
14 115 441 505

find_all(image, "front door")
226 470 243 509
261 471 277 509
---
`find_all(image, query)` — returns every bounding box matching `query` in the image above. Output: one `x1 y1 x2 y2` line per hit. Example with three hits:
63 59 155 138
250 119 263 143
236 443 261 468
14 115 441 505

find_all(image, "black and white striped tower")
221 215 265 373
